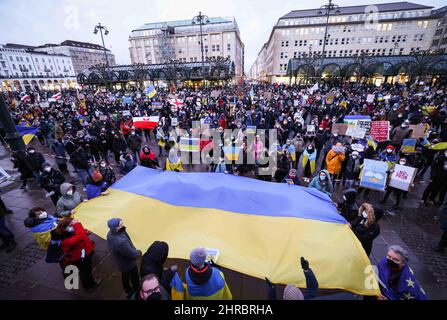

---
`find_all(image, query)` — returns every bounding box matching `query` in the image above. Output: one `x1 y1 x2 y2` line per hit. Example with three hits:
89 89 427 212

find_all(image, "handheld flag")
144 85 157 99
20 94 31 103
75 167 380 296
132 116 159 130
51 92 62 100
16 125 38 145
401 139 416 154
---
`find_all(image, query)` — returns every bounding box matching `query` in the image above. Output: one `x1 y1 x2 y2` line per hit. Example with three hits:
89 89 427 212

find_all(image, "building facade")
430 6 447 52
34 40 116 75
251 2 442 83
0 44 78 92
128 17 245 82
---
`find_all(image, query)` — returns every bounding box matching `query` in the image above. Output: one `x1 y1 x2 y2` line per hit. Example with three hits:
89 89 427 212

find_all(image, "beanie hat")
92 171 103 183
386 145 395 151
107 218 122 231
283 285 304 300
190 248 207 268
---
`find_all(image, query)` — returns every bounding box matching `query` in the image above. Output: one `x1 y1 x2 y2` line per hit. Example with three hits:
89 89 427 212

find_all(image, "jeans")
122 265 140 295
75 168 92 187
0 215 15 246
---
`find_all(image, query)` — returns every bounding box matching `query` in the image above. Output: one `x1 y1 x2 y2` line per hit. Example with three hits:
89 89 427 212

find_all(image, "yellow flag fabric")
74 167 380 296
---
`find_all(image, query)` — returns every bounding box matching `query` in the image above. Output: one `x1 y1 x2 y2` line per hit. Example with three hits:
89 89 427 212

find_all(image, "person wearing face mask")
56 183 84 218
85 171 108 200
422 149 447 207
107 218 142 298
350 203 382 257
309 169 334 197
25 147 46 180
380 145 398 170
38 163 65 206
378 245 428 300
337 189 359 222
325 142 346 183
135 274 170 301
98 160 116 187
112 133 128 165
343 151 362 189
302 144 317 179
140 146 160 169
391 120 411 150
127 129 142 163
24 207 59 250
51 217 101 290
381 157 411 210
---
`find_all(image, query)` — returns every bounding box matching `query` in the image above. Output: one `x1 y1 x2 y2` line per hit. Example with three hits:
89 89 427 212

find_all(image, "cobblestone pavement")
0 137 446 299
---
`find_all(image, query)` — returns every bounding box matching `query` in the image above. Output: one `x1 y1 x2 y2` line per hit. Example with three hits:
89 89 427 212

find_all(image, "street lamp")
93 23 110 89
192 11 210 84
317 0 341 86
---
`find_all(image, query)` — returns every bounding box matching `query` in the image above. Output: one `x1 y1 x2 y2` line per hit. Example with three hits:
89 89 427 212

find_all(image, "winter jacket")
112 137 128 154
51 141 68 165
140 241 174 292
339 189 359 222
39 169 65 193
309 170 334 197
25 152 45 171
107 229 141 272
391 127 411 145
85 179 107 200
99 166 116 186
140 150 159 169
325 149 346 175
56 183 83 217
351 216 380 256
430 153 447 181
127 134 142 151
59 222 95 267
185 265 232 300
70 148 91 170
344 157 361 180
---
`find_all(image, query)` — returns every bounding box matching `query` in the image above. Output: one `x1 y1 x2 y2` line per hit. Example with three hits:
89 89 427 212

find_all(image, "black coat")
127 134 142 151
25 152 45 171
39 169 66 193
140 241 173 292
70 149 91 170
351 217 381 256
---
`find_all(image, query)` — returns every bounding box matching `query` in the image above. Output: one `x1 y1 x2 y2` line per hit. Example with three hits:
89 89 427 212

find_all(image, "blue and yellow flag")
74 167 380 296
144 85 157 99
16 125 38 145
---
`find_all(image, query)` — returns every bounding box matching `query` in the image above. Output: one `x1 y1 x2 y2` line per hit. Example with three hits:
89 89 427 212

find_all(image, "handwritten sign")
346 126 366 139
410 124 428 139
370 121 390 142
367 94 375 103
389 164 417 191
331 123 348 136
360 159 388 191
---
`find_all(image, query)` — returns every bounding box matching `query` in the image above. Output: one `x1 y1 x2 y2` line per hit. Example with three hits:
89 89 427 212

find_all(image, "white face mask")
399 161 407 166
66 190 74 196
44 167 51 172
362 211 368 219
387 149 393 154
343 196 347 201
28 150 35 154
66 226 74 233
319 174 326 181
38 212 48 220
100 164 106 168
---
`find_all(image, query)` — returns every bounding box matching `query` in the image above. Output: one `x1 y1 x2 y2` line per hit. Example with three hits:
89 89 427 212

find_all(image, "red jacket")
218 118 227 130
121 120 132 135
61 222 95 266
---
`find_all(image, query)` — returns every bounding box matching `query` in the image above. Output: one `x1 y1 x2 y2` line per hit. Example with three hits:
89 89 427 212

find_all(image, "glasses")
141 286 160 296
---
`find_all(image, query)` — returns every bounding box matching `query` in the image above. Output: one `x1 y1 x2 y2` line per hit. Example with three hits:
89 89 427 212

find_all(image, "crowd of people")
1 79 447 300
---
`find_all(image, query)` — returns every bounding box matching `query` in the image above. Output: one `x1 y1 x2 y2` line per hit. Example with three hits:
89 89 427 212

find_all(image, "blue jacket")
86 181 107 200
308 170 333 197
378 257 428 300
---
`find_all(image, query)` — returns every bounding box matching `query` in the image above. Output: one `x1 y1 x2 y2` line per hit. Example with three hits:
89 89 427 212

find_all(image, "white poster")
366 94 375 103
346 126 366 139
388 165 417 191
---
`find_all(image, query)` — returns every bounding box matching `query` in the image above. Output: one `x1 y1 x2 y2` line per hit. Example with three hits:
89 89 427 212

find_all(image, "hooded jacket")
309 170 334 197
56 183 83 217
107 228 140 272
85 178 107 200
140 241 174 292
339 189 359 222
59 222 95 267
325 148 346 175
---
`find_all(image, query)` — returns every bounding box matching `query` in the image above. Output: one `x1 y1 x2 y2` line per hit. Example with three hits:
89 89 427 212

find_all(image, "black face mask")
147 292 162 301
118 227 126 233
387 259 401 271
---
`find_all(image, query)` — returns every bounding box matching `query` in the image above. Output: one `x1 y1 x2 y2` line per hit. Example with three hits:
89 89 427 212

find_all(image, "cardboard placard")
331 123 348 136
389 164 417 191
360 159 388 191
370 121 390 142
346 126 366 139
367 94 375 103
410 124 428 139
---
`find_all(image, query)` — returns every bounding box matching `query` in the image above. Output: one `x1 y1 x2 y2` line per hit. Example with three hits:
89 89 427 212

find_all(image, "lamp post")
192 12 210 85
317 0 341 86
94 23 110 89
0 95 26 154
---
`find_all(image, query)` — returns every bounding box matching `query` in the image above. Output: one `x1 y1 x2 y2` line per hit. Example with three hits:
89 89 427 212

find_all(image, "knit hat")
190 248 207 268
92 171 103 183
107 218 122 231
386 145 395 151
283 285 304 300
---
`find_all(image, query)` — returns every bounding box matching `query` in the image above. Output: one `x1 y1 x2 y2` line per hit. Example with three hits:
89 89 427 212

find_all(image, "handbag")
45 240 64 263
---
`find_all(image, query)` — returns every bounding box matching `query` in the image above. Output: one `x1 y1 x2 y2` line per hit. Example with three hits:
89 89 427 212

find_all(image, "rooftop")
36 40 111 52
281 2 433 19
133 16 235 32
4 43 36 50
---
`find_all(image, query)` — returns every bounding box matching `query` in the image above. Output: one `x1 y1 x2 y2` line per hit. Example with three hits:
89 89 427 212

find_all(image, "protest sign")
122 110 131 116
246 126 257 135
370 121 390 142
357 120 372 133
205 248 220 263
307 125 316 134
171 118 178 127
331 123 348 136
344 115 371 126
367 94 375 103
294 100 299 107
360 159 388 191
40 102 49 108
401 139 416 153
132 116 159 130
211 90 221 99
223 146 241 161
388 164 417 192
410 124 428 139
325 94 334 105
151 102 163 110
122 96 132 105
346 126 366 139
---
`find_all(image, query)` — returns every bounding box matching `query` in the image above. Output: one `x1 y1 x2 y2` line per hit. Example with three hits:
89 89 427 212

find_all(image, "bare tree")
406 49 444 84
131 63 147 89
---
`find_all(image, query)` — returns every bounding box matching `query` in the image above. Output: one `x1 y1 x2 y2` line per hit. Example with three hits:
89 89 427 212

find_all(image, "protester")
282 169 301 185
24 207 59 250
140 146 160 169
107 218 142 298
302 144 317 179
378 245 428 300
98 160 116 187
0 198 16 253
134 274 170 301
422 149 447 207
325 142 346 182
184 247 232 300
309 169 334 197
25 146 45 179
39 162 65 206
166 148 183 172
350 203 382 256
56 183 84 217
338 188 359 222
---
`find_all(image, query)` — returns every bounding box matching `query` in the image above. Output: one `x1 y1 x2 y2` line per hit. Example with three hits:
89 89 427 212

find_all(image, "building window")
216 45 220 52
227 44 231 51
432 39 440 46
12 64 16 70
441 37 447 45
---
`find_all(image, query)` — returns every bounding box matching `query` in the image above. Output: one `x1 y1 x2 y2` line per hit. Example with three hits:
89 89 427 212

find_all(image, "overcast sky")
0 0 445 72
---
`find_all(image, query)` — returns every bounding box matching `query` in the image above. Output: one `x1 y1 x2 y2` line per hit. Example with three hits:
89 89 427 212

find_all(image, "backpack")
45 240 64 263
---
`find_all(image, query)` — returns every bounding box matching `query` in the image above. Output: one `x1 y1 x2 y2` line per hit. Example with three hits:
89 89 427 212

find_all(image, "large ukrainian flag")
75 166 379 296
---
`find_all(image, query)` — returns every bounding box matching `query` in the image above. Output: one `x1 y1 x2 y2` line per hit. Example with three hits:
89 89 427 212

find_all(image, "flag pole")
0 95 26 153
